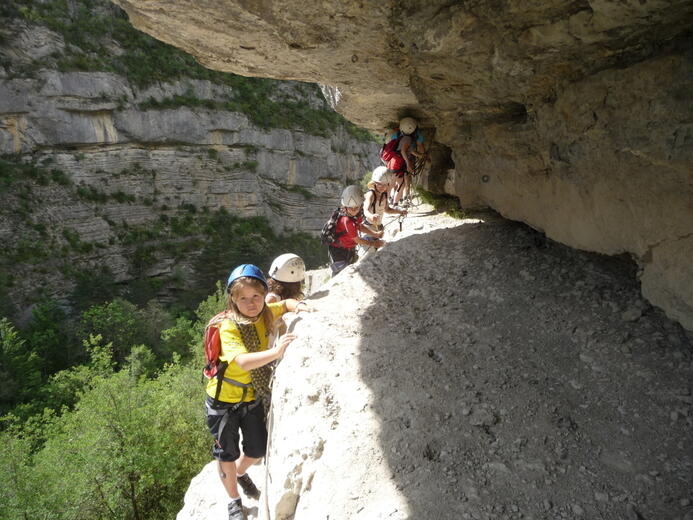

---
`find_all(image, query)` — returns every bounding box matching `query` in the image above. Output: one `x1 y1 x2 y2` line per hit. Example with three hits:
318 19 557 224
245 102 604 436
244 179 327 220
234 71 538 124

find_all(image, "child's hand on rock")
277 333 296 355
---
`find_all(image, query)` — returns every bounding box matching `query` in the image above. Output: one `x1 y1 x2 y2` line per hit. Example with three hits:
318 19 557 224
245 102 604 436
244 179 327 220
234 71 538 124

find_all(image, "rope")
383 213 405 228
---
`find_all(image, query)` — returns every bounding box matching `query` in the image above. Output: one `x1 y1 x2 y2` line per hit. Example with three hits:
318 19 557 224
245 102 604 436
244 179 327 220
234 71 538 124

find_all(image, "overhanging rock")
112 0 693 329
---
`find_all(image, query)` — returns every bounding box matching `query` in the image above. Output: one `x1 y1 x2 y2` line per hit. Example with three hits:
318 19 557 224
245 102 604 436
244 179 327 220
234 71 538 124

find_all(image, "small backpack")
203 311 229 379
320 207 344 245
379 133 402 163
379 131 409 173
203 311 253 407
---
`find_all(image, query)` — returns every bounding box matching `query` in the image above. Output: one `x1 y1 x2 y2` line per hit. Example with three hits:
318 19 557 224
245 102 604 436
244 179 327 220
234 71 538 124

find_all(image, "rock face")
180 208 692 520
0 20 377 312
0 68 376 235
111 0 693 329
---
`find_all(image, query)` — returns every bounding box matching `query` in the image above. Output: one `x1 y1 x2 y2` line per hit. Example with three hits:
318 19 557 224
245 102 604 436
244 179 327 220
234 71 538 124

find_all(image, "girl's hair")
226 277 275 334
267 278 304 301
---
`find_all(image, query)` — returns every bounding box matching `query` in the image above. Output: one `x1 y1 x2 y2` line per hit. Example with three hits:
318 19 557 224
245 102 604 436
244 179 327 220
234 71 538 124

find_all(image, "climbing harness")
204 317 272 444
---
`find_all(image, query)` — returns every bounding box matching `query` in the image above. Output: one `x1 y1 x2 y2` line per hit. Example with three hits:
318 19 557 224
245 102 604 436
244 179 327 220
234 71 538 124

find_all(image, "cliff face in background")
0 17 377 315
112 0 693 330
0 67 375 233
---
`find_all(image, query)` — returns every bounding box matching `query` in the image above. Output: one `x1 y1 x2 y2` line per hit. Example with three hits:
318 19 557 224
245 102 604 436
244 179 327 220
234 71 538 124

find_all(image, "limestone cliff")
0 15 378 314
111 0 693 330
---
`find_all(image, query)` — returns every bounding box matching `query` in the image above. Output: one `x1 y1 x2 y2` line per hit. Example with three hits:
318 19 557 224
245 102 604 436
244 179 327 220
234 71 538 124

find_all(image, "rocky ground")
180 204 692 520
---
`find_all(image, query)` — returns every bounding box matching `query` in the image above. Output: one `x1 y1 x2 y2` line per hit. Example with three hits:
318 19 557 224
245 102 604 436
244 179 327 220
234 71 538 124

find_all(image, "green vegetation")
225 160 258 172
0 157 71 192
75 184 109 202
417 188 467 219
187 209 324 304
0 273 303 518
138 87 372 139
360 169 373 190
0 296 214 520
62 227 94 253
283 183 316 200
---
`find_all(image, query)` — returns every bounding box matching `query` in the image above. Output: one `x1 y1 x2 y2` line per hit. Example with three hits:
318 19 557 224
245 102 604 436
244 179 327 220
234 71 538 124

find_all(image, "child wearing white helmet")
327 185 384 276
362 166 406 253
266 253 306 304
387 117 425 206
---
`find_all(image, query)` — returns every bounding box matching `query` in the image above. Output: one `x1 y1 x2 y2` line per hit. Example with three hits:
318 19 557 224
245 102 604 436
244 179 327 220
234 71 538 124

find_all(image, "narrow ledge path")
180 205 693 520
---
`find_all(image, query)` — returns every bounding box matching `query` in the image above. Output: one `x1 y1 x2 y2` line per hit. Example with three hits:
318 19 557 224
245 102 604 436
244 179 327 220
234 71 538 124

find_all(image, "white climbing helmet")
341 185 364 208
269 253 306 283
399 116 418 135
371 166 392 185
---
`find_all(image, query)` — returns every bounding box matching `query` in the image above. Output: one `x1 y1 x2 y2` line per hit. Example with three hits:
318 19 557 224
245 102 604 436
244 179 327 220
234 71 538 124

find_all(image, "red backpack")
203 311 230 379
380 134 402 162
203 311 254 407
379 133 407 173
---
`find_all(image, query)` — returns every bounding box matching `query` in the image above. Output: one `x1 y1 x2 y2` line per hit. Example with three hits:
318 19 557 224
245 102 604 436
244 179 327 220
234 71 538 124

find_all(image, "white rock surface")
180 206 692 519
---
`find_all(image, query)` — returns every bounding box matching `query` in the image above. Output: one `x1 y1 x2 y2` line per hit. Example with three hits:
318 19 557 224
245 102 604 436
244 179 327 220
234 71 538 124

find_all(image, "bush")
0 318 42 413
417 189 466 218
125 344 158 380
0 428 42 520
33 362 208 520
78 299 146 365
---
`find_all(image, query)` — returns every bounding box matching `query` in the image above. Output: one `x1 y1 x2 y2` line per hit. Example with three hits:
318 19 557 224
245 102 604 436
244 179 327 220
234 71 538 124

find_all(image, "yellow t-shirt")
205 302 286 403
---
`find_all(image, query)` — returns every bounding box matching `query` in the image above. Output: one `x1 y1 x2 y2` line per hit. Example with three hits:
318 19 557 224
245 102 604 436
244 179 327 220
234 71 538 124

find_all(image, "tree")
0 429 43 520
78 299 145 365
160 315 197 362
40 335 115 412
35 362 208 520
0 318 42 411
25 299 71 374
125 345 157 380
139 301 174 359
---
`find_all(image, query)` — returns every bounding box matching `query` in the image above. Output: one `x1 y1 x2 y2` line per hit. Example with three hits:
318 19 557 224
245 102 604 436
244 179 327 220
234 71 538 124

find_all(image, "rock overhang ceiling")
112 0 693 330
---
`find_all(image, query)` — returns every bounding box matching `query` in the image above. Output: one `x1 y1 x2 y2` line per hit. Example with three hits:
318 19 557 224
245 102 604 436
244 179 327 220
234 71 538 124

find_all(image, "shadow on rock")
355 218 692 519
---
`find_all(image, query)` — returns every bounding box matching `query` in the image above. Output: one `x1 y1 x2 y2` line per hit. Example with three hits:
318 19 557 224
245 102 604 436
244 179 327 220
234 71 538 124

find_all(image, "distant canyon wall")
0 69 376 235
0 21 377 313
113 0 693 330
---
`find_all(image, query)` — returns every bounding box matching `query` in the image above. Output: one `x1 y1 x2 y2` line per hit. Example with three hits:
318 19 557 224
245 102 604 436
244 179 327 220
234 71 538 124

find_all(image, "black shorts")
206 398 267 462
328 245 356 264
328 245 356 276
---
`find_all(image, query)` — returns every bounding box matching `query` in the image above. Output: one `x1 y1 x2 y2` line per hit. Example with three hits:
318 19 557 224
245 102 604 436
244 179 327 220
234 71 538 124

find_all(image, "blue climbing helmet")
226 264 268 290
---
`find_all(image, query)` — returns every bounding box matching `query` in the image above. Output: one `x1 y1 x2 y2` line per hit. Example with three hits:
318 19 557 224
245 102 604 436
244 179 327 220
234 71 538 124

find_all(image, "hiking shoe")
228 498 246 520
237 473 260 500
